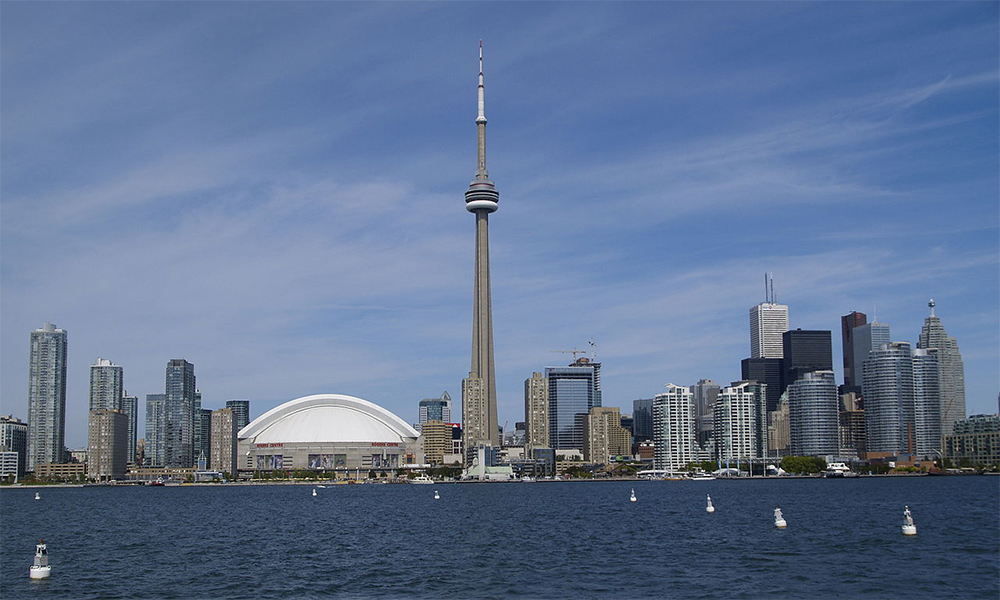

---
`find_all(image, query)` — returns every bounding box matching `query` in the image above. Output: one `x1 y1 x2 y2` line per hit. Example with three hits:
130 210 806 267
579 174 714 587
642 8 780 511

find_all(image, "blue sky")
2 2 997 448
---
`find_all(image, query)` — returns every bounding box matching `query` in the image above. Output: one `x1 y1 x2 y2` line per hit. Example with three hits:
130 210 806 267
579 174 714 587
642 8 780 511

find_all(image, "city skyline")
1 3 997 449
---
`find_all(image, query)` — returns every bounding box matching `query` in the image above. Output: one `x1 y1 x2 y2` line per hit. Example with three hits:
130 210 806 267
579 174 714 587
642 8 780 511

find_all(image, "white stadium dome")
238 393 419 444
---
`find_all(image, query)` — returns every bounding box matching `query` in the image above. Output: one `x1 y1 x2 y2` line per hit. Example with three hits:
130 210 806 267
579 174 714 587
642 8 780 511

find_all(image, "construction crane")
550 349 590 361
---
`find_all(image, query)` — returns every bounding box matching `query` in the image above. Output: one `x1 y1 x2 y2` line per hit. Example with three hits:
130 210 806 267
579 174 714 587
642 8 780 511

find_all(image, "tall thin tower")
462 41 501 461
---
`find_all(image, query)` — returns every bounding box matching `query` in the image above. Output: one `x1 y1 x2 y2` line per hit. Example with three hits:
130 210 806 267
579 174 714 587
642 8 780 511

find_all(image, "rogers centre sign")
255 443 284 448
370 442 399 447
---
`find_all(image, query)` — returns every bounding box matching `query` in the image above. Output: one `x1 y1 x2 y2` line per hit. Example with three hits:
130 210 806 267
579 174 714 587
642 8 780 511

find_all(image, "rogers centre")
236 393 419 474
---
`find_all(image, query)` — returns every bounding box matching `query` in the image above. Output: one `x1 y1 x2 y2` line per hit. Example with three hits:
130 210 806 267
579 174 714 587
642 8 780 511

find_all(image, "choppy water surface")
1 477 997 599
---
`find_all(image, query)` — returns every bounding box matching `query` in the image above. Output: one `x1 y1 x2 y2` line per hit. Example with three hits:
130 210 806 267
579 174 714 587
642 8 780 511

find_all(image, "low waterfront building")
0 415 28 478
0 452 19 480
34 462 86 480
943 414 999 467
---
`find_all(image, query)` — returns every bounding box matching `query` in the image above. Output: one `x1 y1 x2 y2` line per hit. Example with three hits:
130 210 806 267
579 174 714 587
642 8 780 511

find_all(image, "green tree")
780 455 827 474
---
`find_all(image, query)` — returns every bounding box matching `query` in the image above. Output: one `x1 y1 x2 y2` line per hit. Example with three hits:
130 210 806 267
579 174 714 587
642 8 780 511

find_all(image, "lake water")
1 477 998 599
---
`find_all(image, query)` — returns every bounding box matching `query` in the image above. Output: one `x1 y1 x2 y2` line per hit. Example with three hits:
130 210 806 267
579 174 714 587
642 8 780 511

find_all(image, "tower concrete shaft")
463 41 500 458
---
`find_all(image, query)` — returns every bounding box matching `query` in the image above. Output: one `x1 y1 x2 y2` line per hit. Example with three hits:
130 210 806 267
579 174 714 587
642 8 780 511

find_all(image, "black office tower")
782 329 833 392
741 357 784 414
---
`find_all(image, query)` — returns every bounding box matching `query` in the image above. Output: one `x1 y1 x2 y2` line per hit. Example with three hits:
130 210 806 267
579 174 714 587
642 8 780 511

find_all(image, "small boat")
630 489 637 503
316 485 327 488
29 540 50 579
690 474 716 481
901 505 917 535
706 494 715 513
410 475 434 485
434 490 440 500
774 506 787 528
34 492 40 500
520 476 536 483
312 488 317 497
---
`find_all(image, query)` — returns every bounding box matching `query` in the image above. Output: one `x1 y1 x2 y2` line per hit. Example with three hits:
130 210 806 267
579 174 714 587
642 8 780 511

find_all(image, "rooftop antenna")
928 298 936 317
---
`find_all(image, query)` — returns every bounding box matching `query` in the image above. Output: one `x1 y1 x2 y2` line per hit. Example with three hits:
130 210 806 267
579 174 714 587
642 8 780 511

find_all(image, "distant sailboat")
774 507 787 528
901 505 917 535
706 495 715 513
630 489 637 503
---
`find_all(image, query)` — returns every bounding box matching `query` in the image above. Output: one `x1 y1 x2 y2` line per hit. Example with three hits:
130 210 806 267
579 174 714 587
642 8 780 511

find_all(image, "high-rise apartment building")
782 329 833 392
120 393 138 464
145 393 166 467
917 300 966 435
87 409 128 481
209 408 236 476
583 406 630 465
27 322 68 471
546 359 602 451
0 415 29 477
787 371 839 457
652 384 697 473
838 392 866 459
750 302 789 359
420 420 453 466
840 311 867 390
912 349 942 458
714 382 762 462
164 359 196 468
524 373 549 452
418 392 452 432
462 43 501 461
863 342 915 456
226 400 251 433
89 358 123 411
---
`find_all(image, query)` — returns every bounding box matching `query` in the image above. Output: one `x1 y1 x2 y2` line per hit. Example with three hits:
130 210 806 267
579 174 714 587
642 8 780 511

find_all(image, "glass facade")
164 359 196 468
547 365 598 451
787 371 839 457
27 323 68 471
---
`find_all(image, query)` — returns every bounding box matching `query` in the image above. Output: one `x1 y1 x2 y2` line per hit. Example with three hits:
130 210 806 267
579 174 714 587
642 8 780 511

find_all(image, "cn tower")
462 41 500 461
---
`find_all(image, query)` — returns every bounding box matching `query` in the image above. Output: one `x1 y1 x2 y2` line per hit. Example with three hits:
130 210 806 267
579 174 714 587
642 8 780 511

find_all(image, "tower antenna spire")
475 40 488 178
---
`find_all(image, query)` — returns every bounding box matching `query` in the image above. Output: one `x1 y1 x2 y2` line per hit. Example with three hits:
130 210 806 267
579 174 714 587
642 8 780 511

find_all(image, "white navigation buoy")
34 492 40 501
630 488 637 503
901 505 917 536
774 506 787 528
29 540 50 579
706 494 715 513
312 488 317 497
434 490 440 500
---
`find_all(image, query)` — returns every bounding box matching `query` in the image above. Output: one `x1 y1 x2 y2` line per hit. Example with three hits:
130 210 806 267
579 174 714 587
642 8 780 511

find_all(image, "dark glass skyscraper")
164 359 196 467
27 322 68 471
840 311 867 390
547 359 601 451
741 357 784 414
226 400 251 433
782 329 833 393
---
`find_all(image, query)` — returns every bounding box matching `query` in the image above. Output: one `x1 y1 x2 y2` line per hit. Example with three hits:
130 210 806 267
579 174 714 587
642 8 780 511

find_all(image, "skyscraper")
225 399 251 433
546 359 601 451
209 408 236 476
145 394 166 466
524 373 549 452
750 302 789 359
87 409 128 481
863 341 915 456
631 398 654 444
912 348 942 458
584 406 631 465
852 321 891 378
840 311 867 390
653 384 697 473
27 322 68 471
462 42 501 461
89 358 123 411
713 382 761 462
787 370 839 457
917 299 966 435
164 359 196 467
741 357 784 414
782 329 833 391
418 392 452 431
0 415 28 477
120 393 138 464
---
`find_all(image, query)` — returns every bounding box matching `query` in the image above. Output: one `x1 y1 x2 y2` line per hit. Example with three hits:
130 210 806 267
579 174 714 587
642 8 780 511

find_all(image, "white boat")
706 495 715 513
29 541 50 579
629 488 637 503
825 463 855 478
520 476 536 483
774 507 787 528
410 475 434 484
901 505 917 535
690 474 716 481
